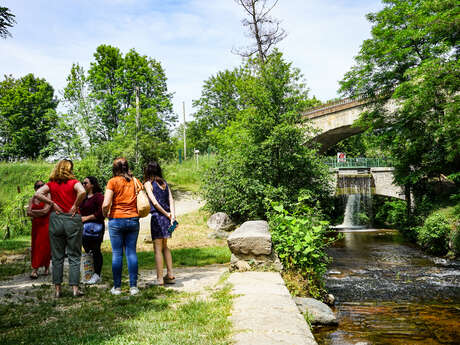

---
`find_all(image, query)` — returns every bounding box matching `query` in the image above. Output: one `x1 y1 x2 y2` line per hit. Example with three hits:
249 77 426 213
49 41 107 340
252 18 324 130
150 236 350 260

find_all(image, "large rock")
294 297 338 325
227 220 272 256
207 212 235 232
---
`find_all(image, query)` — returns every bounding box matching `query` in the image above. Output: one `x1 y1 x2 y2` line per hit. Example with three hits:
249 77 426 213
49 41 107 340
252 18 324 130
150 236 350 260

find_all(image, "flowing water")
313 230 460 345
335 174 373 229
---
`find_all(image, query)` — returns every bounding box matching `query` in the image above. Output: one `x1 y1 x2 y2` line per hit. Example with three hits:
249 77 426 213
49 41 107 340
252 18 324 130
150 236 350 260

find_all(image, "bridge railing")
324 157 393 169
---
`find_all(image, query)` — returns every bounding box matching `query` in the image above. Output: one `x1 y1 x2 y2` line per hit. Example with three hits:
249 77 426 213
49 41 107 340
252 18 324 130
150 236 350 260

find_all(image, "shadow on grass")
0 284 232 345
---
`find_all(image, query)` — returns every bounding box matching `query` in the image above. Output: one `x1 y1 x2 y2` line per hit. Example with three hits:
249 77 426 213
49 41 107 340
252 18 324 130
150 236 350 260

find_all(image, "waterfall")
335 173 374 229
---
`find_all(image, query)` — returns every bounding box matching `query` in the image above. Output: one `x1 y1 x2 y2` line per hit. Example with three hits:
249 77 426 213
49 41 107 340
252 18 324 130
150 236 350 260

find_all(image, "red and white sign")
337 152 346 163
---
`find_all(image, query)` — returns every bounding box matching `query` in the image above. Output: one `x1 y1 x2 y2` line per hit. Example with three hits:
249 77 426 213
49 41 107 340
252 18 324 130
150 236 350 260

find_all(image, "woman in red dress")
27 180 51 279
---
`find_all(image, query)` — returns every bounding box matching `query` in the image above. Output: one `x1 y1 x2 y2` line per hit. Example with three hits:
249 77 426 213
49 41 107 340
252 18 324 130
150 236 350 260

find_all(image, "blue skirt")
150 212 171 240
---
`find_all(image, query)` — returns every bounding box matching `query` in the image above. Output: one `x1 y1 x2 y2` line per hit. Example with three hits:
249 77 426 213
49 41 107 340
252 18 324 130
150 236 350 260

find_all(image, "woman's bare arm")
35 185 63 214
168 187 175 223
30 194 52 217
69 182 86 216
102 189 113 218
144 181 170 219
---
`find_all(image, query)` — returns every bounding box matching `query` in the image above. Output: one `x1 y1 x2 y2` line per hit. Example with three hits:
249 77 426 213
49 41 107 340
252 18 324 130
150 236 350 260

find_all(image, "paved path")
104 191 204 241
228 271 318 345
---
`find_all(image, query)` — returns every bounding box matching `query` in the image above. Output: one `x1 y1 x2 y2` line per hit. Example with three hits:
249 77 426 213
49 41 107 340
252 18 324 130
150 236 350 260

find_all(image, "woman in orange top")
102 158 140 296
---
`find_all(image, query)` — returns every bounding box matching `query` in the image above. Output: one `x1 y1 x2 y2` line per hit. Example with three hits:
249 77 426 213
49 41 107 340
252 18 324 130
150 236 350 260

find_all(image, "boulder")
207 212 235 232
227 220 272 256
294 297 338 325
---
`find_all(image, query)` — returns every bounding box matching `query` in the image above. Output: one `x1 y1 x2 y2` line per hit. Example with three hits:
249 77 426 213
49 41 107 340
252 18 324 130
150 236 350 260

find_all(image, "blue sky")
1 0 382 120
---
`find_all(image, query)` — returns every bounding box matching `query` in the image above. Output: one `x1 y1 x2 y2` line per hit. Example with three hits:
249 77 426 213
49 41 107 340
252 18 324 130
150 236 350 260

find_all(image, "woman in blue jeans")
102 158 140 296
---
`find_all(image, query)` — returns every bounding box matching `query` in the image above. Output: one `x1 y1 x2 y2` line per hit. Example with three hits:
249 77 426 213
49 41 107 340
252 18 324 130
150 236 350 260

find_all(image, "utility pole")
135 86 140 164
183 101 186 160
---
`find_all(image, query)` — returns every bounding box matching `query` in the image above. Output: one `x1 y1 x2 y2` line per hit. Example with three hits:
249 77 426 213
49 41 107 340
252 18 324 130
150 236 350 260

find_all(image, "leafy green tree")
0 7 15 39
86 45 175 142
62 63 102 147
40 114 84 159
63 45 176 162
340 0 460 214
0 74 58 159
203 51 330 221
189 69 242 152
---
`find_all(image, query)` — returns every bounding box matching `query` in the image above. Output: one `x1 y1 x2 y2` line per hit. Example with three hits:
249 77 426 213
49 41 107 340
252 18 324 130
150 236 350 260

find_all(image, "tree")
63 45 176 161
233 0 286 63
0 7 15 39
0 74 58 159
340 0 460 214
203 51 329 221
62 63 102 146
86 45 175 142
189 69 243 152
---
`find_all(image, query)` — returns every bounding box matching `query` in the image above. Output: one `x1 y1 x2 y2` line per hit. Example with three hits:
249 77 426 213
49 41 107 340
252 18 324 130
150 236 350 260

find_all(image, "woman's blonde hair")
49 159 75 183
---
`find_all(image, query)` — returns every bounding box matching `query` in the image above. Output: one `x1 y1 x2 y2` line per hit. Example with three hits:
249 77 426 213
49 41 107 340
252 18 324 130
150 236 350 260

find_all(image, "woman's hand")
53 202 64 214
69 204 78 217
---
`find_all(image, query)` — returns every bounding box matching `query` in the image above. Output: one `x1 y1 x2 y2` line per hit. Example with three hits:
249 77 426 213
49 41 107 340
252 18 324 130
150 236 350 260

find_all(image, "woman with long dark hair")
102 158 140 296
80 176 105 284
35 159 86 298
144 161 176 286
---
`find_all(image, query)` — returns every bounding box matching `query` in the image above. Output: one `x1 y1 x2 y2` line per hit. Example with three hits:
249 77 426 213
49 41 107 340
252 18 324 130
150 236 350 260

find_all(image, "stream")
313 229 460 345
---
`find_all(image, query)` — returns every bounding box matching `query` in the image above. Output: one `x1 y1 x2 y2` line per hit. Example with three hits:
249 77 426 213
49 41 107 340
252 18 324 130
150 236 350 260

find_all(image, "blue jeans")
108 217 139 288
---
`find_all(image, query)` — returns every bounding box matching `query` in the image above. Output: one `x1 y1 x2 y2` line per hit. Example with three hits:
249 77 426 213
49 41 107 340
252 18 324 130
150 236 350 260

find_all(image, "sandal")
30 271 39 279
73 290 85 297
164 276 176 284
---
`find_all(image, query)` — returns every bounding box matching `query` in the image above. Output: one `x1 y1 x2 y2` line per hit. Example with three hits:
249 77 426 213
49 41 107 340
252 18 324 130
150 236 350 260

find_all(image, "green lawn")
0 282 233 345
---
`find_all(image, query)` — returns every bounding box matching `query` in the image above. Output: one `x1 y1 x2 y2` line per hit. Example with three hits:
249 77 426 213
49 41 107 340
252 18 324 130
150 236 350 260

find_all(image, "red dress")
31 201 51 269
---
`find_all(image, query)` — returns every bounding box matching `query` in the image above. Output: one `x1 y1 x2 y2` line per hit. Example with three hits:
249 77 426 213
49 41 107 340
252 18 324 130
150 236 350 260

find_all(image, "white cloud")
1 0 382 121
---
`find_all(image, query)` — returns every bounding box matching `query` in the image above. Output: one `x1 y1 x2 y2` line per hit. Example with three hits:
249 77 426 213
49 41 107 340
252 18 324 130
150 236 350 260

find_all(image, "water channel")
313 229 460 344
314 174 460 344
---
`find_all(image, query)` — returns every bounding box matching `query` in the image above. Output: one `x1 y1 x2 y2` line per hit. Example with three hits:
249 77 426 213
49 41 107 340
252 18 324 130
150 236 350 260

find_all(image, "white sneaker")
87 274 101 285
130 287 139 296
110 287 122 295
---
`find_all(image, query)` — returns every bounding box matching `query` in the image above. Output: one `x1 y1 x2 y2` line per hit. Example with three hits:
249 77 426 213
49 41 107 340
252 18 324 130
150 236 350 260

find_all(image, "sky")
1 0 382 121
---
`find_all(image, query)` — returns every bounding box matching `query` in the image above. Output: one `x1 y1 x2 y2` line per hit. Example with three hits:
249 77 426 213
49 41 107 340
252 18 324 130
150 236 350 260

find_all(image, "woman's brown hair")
143 161 165 187
49 159 75 183
112 157 132 181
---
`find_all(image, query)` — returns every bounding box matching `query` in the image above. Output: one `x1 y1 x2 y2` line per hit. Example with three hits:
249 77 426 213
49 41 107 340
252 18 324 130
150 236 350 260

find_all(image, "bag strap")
133 177 143 195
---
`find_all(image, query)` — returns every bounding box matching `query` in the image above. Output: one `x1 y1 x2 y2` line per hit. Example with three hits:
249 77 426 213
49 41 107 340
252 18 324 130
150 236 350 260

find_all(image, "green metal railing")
324 157 393 169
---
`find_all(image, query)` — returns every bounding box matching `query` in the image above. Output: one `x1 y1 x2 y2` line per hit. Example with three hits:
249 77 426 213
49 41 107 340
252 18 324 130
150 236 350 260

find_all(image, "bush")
267 200 336 296
416 213 451 255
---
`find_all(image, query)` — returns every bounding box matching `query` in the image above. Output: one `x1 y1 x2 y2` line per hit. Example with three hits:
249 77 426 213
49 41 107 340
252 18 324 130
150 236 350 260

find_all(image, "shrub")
268 200 336 295
416 213 451 255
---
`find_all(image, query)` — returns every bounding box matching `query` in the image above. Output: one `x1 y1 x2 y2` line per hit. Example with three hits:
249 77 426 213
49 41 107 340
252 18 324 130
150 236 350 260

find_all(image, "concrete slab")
228 272 317 345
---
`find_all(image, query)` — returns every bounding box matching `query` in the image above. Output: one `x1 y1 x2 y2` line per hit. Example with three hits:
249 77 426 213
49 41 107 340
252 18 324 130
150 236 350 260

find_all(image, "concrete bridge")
303 98 405 200
330 167 406 200
303 97 369 152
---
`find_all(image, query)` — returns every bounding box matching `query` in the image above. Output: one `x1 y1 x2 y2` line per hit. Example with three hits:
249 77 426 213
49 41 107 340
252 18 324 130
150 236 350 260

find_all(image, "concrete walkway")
228 271 318 345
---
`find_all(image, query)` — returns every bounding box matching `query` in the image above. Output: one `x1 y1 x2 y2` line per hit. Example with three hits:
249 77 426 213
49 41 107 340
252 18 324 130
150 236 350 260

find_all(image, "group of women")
27 158 176 297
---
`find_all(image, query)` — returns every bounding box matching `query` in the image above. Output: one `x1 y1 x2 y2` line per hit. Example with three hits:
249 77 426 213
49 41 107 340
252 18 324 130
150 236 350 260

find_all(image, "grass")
0 161 52 204
0 235 31 280
163 155 217 193
0 281 233 345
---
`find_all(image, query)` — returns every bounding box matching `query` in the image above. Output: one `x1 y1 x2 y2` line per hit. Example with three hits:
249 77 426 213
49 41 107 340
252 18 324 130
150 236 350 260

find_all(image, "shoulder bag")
134 177 150 218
